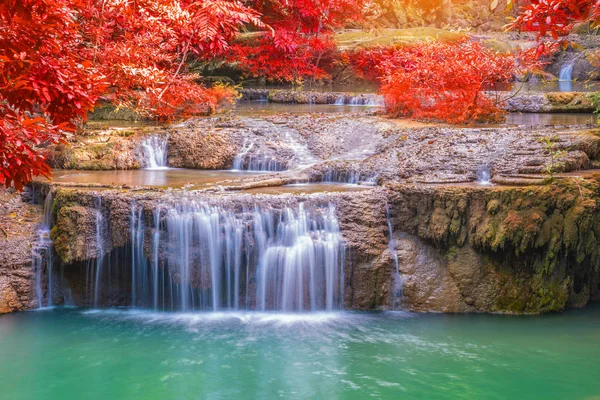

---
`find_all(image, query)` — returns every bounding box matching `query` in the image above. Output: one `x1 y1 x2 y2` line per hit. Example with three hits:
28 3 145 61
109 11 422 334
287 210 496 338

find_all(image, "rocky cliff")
0 189 43 313
37 175 600 314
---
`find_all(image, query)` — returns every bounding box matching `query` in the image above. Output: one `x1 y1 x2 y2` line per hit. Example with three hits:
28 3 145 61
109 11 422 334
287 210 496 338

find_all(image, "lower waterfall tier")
66 200 345 312
25 178 600 314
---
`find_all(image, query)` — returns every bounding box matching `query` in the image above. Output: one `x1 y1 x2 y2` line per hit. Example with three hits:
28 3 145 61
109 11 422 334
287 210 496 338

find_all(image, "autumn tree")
350 38 516 123
227 0 367 83
1 0 264 189
79 0 264 120
0 0 105 190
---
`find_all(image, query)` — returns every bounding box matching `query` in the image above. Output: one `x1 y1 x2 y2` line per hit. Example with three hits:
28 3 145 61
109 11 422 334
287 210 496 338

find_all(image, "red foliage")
508 0 599 62
508 0 600 40
228 0 366 83
252 0 364 33
352 39 516 124
79 0 261 120
228 32 338 83
0 0 105 189
1 0 261 189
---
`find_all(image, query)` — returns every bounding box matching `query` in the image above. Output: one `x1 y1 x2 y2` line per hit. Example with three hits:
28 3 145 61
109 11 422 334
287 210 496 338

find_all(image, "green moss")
486 199 500 214
392 177 600 313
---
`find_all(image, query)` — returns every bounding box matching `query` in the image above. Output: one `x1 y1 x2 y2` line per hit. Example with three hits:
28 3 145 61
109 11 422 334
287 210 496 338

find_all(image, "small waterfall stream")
84 200 345 312
476 165 492 185
92 198 105 307
558 61 575 91
232 140 254 170
232 140 286 172
321 167 378 185
559 62 575 81
332 94 384 107
139 136 168 169
386 205 403 309
33 192 54 308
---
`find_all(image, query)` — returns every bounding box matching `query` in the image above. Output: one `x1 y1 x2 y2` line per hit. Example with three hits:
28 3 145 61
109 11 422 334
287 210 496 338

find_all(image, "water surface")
44 169 267 188
236 101 598 126
239 183 373 195
235 100 382 115
505 113 597 126
1 306 599 399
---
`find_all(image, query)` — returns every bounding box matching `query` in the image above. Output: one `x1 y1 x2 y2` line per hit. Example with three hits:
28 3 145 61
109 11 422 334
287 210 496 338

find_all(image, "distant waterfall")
139 136 168 169
559 62 575 82
88 200 345 312
332 94 384 107
33 191 54 308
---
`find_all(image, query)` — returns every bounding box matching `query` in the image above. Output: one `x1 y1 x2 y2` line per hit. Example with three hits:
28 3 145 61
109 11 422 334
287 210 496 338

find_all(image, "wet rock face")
358 125 600 184
16 111 600 314
167 118 240 169
0 190 42 313
384 182 600 313
44 124 165 170
548 51 599 82
40 113 600 187
500 92 596 113
42 177 600 314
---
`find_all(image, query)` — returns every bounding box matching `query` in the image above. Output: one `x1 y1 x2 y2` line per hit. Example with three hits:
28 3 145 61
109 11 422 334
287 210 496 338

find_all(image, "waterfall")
476 165 492 185
89 200 345 312
232 140 286 171
231 140 254 170
32 192 54 308
255 204 344 312
559 61 575 81
386 205 403 309
321 167 377 184
139 136 168 169
323 168 361 184
92 198 105 307
331 94 384 107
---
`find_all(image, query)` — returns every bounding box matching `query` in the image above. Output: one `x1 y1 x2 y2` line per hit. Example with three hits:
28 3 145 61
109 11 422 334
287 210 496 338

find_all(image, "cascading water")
255 204 344 312
559 61 575 81
321 167 378 185
88 200 345 312
247 155 286 171
232 140 254 170
32 191 54 308
476 165 492 185
139 136 168 169
332 94 384 107
386 204 403 309
232 140 286 171
92 198 105 307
